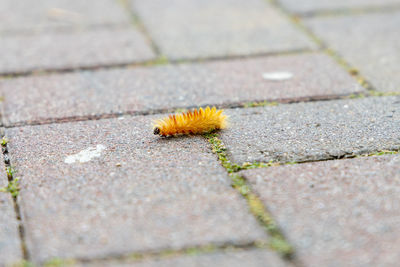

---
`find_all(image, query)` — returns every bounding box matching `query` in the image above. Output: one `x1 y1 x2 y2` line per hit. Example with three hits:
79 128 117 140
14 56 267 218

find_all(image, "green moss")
144 56 169 67
10 260 36 267
269 237 294 257
243 101 279 108
0 178 20 197
348 93 366 99
127 244 217 262
346 91 400 99
6 166 16 180
204 133 242 173
1 137 8 146
128 252 145 261
368 90 400 97
348 68 359 76
43 258 75 267
242 161 281 169
360 150 399 157
185 245 216 256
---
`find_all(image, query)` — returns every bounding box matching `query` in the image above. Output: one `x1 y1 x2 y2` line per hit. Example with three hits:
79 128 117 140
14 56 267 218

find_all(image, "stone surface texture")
0 27 155 74
305 11 400 92
0 0 130 32
278 0 400 14
6 116 266 264
241 154 400 267
0 53 362 126
132 0 316 59
0 154 22 265
81 249 291 267
220 96 400 164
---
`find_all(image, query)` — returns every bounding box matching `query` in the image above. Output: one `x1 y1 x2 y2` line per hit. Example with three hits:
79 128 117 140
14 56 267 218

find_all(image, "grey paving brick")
6 116 266 264
131 0 316 59
0 0 130 33
81 249 290 267
220 96 400 164
278 0 400 14
241 155 400 267
0 154 22 265
305 11 400 92
0 27 155 74
0 53 362 126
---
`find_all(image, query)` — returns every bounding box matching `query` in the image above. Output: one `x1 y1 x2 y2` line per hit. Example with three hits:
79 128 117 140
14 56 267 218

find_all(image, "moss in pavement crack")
231 174 294 258
204 133 294 258
0 177 20 197
204 133 279 173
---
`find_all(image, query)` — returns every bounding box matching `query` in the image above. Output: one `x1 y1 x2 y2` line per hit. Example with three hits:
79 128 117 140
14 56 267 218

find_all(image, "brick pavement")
0 0 399 266
241 155 400 267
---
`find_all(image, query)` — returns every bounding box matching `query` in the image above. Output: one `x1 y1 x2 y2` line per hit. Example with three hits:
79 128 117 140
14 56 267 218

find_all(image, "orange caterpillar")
153 106 227 137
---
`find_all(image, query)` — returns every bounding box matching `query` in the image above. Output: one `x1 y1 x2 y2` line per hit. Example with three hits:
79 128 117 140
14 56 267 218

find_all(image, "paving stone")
0 27 155 74
220 96 400 164
131 0 316 59
241 154 400 267
278 0 400 14
5 116 267 264
0 154 22 265
0 53 362 126
81 249 290 267
305 11 400 92
0 0 130 33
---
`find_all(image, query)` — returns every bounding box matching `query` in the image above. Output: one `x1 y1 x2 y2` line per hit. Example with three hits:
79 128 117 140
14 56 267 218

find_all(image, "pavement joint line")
118 0 162 57
2 92 376 129
37 241 268 266
0 47 315 79
203 133 300 264
267 0 377 92
0 130 30 261
233 150 400 172
288 4 400 18
0 59 160 80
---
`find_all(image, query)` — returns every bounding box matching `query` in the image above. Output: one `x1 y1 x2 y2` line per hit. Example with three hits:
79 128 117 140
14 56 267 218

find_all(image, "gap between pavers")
219 96 400 165
240 154 400 267
78 248 292 267
5 115 267 264
0 151 23 265
0 52 363 126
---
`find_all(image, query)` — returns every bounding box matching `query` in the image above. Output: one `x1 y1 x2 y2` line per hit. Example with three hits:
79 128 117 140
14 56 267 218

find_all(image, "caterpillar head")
153 127 161 135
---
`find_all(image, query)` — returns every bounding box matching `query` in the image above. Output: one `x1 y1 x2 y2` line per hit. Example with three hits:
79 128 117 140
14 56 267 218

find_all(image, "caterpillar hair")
153 106 227 137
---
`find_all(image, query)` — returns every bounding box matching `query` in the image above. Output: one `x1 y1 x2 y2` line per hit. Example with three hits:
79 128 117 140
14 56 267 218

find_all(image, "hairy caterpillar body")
153 106 227 137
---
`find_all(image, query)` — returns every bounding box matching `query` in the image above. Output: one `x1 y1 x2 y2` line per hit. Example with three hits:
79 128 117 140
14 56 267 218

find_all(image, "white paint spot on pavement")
262 71 293 81
65 145 106 164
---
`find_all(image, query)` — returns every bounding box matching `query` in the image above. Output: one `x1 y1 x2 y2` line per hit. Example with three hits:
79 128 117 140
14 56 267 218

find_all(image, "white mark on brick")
65 145 106 164
262 71 293 81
